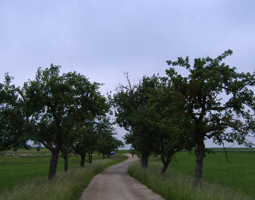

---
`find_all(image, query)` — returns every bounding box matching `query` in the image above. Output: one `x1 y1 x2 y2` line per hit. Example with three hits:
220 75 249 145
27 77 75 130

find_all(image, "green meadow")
0 148 122 191
0 149 127 200
1 148 254 200
129 148 255 200
168 148 255 196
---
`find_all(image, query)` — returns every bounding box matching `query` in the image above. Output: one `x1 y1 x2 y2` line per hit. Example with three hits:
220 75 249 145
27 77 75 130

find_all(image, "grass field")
129 148 255 200
0 148 122 191
167 149 255 196
0 154 127 200
2 148 253 199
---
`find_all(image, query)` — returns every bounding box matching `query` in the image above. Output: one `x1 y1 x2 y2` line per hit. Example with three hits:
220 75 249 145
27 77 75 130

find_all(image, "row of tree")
112 50 255 187
0 64 123 180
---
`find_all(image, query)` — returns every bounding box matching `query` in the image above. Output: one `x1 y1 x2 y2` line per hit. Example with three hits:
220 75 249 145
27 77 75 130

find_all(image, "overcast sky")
1 1 255 148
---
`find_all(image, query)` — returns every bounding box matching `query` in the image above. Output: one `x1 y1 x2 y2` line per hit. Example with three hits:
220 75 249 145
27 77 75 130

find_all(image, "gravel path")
80 154 164 200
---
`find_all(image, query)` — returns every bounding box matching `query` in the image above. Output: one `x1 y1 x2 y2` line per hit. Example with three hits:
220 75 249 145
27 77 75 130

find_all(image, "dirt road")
80 154 164 200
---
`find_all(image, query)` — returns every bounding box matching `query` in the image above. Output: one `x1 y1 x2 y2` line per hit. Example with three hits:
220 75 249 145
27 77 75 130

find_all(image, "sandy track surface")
80 154 164 200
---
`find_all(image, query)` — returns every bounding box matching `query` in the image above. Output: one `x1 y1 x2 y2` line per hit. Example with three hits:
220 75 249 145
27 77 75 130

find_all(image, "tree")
147 84 194 174
126 75 193 173
60 135 75 172
22 64 107 180
166 50 255 187
113 73 160 168
129 148 136 158
0 73 29 152
72 121 98 167
96 117 123 159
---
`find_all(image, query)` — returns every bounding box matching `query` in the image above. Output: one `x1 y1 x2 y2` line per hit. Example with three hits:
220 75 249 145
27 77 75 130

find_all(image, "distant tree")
113 73 160 168
80 122 100 164
60 135 75 172
81 122 99 164
146 90 193 174
166 50 255 187
129 148 136 158
72 129 87 167
0 73 29 152
22 64 107 180
126 75 194 174
72 121 98 167
96 117 123 159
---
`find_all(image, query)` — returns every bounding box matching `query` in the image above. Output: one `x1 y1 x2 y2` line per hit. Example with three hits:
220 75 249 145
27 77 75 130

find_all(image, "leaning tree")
166 50 255 187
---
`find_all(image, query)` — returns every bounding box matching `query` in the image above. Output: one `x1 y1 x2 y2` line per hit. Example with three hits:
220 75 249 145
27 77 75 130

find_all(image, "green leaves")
0 74 29 152
166 50 255 149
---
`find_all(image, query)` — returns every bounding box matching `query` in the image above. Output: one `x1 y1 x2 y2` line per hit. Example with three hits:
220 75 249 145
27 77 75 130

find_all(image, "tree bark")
194 140 206 188
64 157 68 172
48 150 59 181
141 153 149 168
80 154 86 167
160 152 171 174
88 152 93 164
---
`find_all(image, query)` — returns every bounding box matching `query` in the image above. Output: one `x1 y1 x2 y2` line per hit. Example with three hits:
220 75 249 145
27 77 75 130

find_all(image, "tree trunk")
80 154 86 167
194 140 206 188
102 153 105 159
48 150 59 181
88 152 93 164
161 162 169 174
160 152 171 174
61 147 69 172
64 157 68 172
141 153 149 168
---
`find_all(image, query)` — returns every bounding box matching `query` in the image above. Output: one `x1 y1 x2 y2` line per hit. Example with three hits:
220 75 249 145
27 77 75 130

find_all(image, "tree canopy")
1 50 255 187
1 64 114 180
166 49 255 186
0 73 29 152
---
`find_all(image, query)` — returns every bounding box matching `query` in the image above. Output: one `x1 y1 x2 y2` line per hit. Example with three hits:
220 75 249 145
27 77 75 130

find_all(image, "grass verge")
128 157 254 200
0 154 127 200
0 155 104 190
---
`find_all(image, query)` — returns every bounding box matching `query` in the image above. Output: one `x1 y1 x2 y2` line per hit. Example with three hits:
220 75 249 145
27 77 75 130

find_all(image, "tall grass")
166 151 255 196
0 155 127 200
128 160 253 200
0 155 99 190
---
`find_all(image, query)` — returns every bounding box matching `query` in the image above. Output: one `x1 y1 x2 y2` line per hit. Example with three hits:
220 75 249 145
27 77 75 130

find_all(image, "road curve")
80 154 164 200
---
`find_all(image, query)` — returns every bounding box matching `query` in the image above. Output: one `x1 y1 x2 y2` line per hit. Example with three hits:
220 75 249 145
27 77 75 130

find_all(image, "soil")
80 154 164 200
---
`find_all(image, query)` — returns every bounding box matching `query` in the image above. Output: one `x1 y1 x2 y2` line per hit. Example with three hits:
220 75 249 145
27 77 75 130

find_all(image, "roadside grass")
0 154 127 200
129 150 255 200
0 153 110 190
